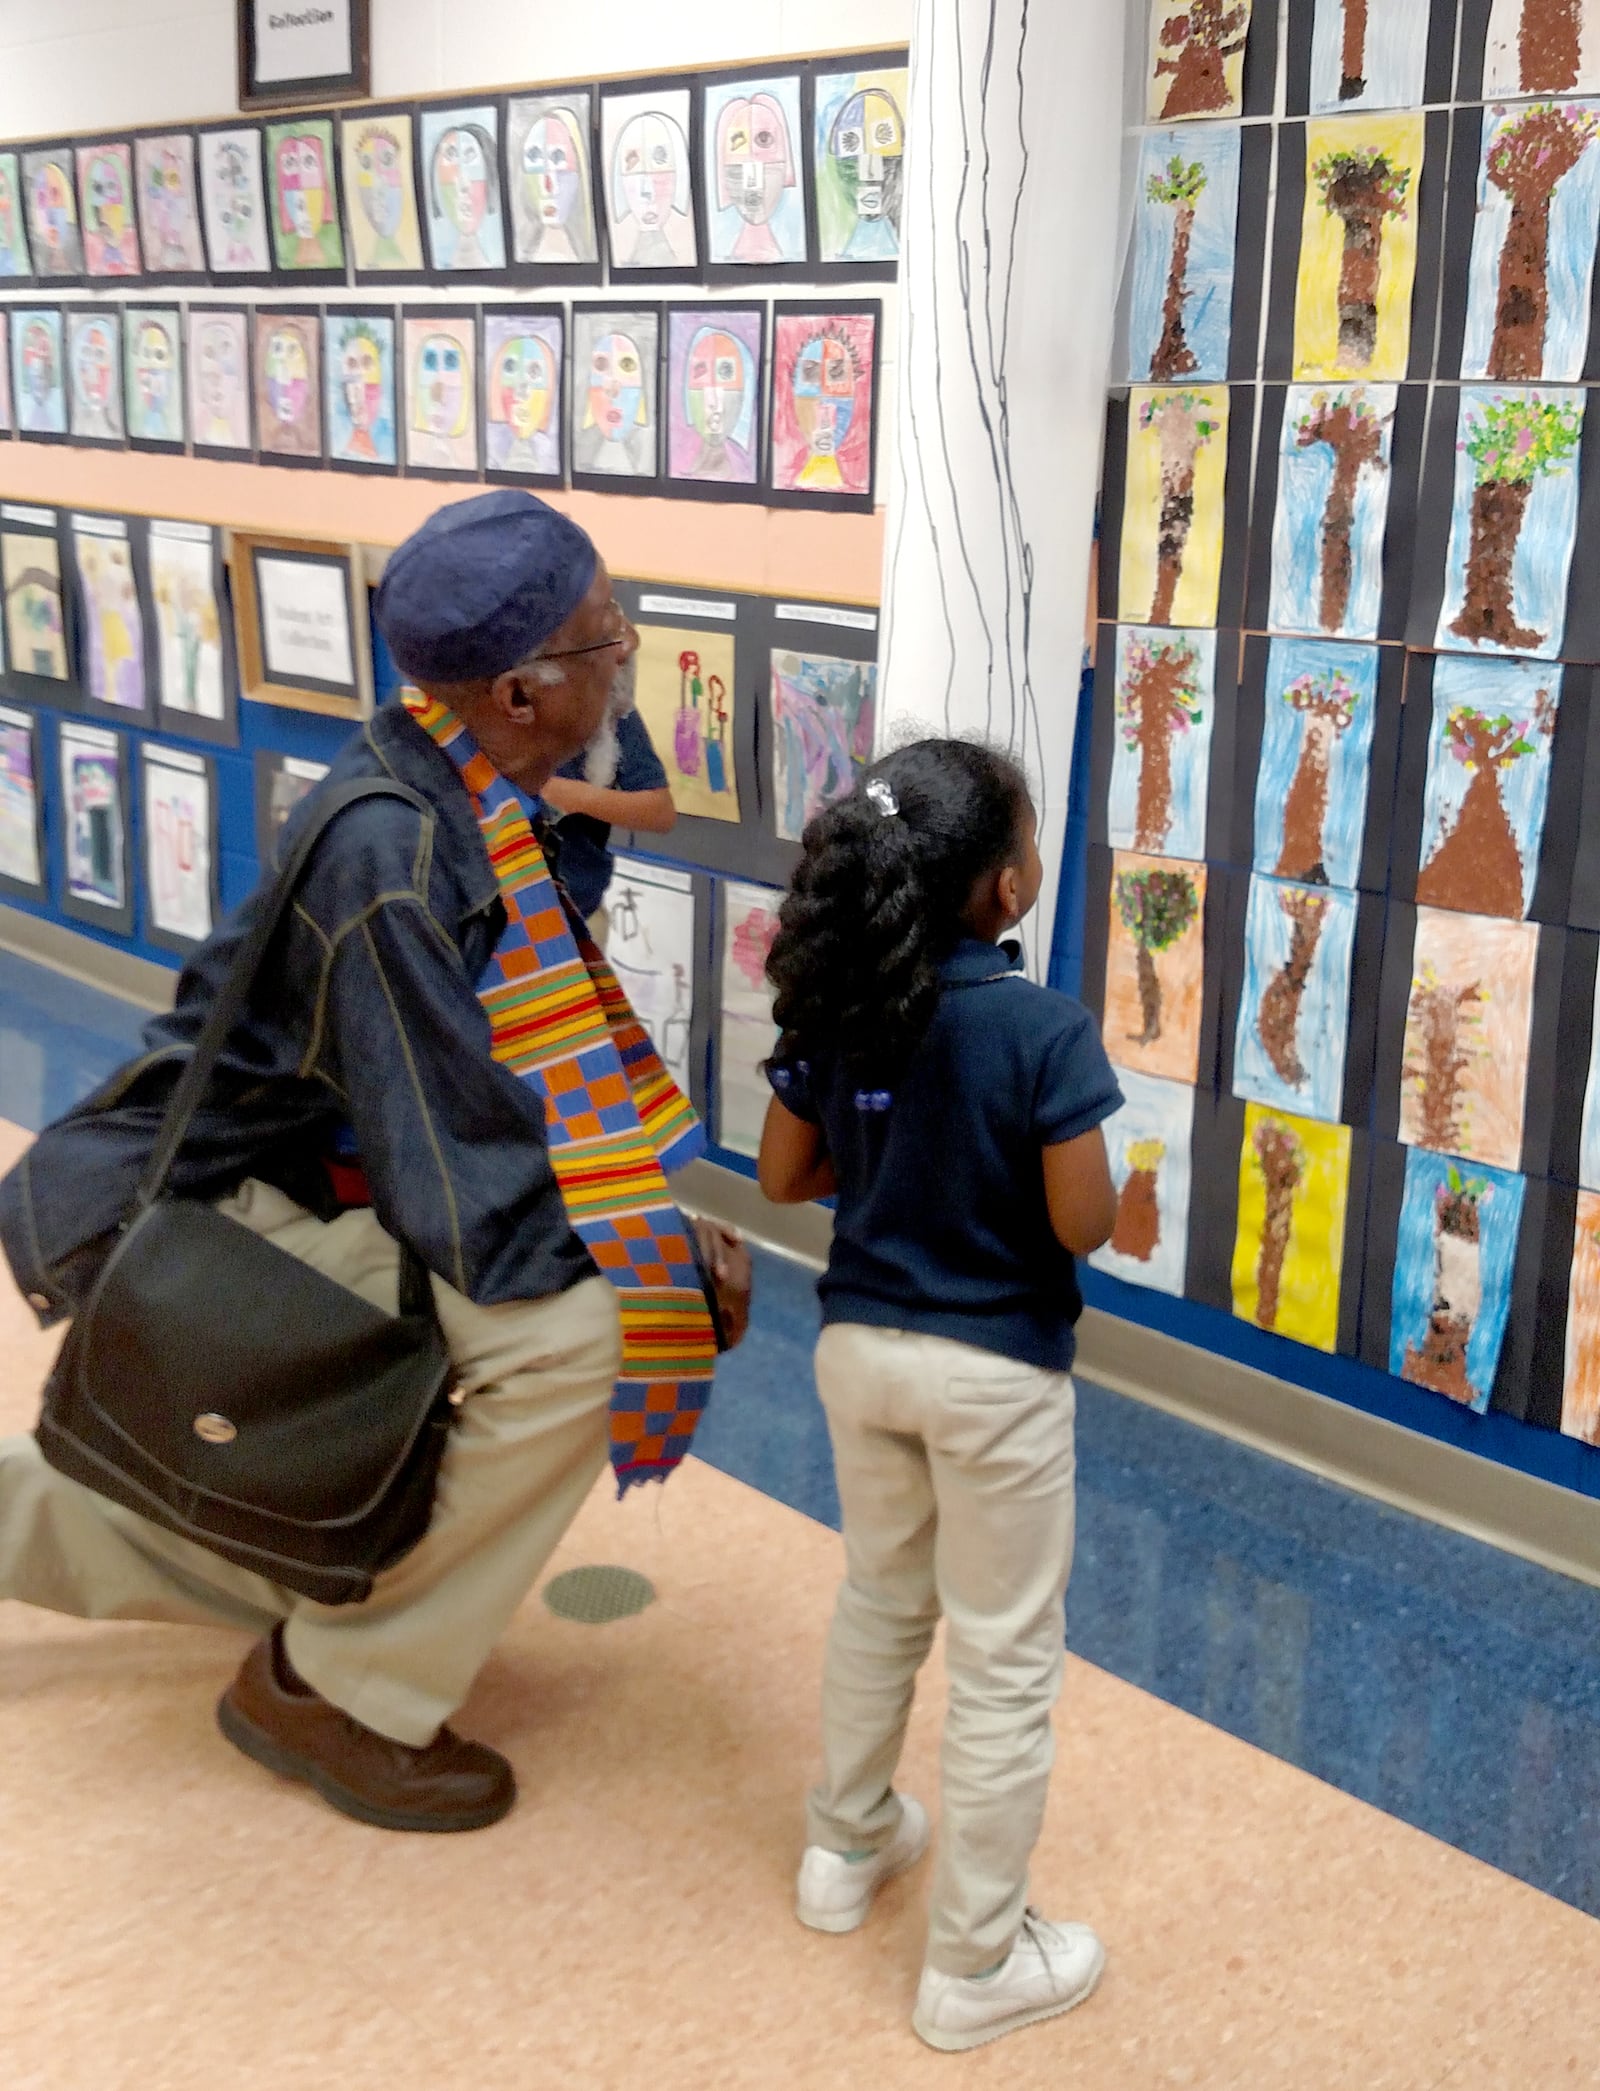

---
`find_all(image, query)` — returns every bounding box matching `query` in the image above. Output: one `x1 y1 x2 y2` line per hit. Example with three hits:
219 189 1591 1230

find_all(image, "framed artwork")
253 308 322 464
633 620 740 823
1104 850 1208 1082
1390 1149 1525 1413
11 310 67 442
265 117 345 274
570 305 662 487
0 702 45 900
254 748 329 867
1232 874 1358 1124
187 307 253 458
141 743 217 952
1415 656 1558 919
1231 1103 1353 1350
149 519 236 746
770 648 878 841
1398 906 1538 1168
601 84 699 273
1480 0 1600 97
197 126 273 277
69 513 155 729
239 0 370 110
665 304 764 493
1268 383 1397 639
1090 1069 1196 1296
419 104 507 276
325 308 397 472
400 309 479 478
1291 111 1427 381
1253 636 1380 887
1128 124 1243 384
23 147 83 280
78 142 142 278
341 108 425 278
768 303 878 509
704 74 807 268
1107 625 1217 860
1147 0 1254 121
813 62 908 264
606 855 699 1095
231 531 372 719
717 879 782 1157
505 92 600 276
482 307 564 485
1117 384 1231 625
0 153 33 280
124 308 185 452
58 720 133 936
66 308 126 447
0 314 10 433
1459 101 1600 383
1 505 73 697
134 134 207 277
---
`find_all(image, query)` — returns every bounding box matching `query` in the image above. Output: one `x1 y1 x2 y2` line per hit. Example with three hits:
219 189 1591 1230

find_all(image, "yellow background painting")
1117 385 1230 629
1231 1103 1351 1353
1293 111 1425 382
1563 1191 1600 1444
1103 849 1207 1084
632 622 740 825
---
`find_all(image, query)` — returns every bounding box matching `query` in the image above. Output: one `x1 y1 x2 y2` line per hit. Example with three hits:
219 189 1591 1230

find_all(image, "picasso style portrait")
187 309 252 452
1461 100 1600 383
1253 636 1379 889
253 310 322 460
1128 124 1242 383
505 94 598 268
66 311 125 444
570 307 661 481
420 106 506 273
1293 111 1425 381
1390 1150 1525 1412
402 315 478 475
1399 906 1538 1170
770 649 878 841
1231 1102 1351 1350
483 311 563 479
1118 385 1231 626
266 118 344 272
1089 1068 1196 1296
125 310 184 446
666 307 762 487
705 74 806 266
134 134 205 274
1232 874 1358 1123
769 309 877 500
1268 383 1396 639
22 150 83 278
12 310 66 437
325 312 397 468
198 128 271 274
633 621 740 824
341 113 424 274
814 66 907 260
1103 850 1208 1083
78 143 141 277
1108 624 1217 860
0 316 10 434
1415 657 1557 919
602 88 698 270
0 153 31 278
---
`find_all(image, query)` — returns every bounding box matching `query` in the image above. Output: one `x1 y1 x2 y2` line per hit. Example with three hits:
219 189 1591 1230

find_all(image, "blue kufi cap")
374 489 598 684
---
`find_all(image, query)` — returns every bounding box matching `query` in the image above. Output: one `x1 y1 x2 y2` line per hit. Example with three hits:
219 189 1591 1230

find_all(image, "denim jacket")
0 703 595 1326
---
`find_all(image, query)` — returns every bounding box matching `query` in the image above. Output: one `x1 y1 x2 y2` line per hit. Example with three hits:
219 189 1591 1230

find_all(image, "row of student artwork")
0 56 906 293
0 298 880 508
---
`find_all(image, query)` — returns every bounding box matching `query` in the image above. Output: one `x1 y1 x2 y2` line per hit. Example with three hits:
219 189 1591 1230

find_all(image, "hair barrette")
865 778 899 818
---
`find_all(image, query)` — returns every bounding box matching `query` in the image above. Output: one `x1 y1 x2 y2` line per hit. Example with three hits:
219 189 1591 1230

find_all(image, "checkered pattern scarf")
405 691 717 1493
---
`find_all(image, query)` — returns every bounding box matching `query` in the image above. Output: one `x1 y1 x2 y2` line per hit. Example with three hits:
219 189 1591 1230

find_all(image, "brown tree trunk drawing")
1254 1120 1306 1331
1257 889 1328 1089
1123 642 1202 850
1151 472 1196 624
1110 1140 1165 1261
1155 0 1251 119
1447 478 1541 649
1340 0 1370 99
1297 395 1387 631
1403 1184 1485 1405
1486 107 1595 380
1520 0 1583 93
1153 202 1199 382
1313 153 1411 370
1415 711 1536 917
1404 977 1481 1152
1134 943 1163 1041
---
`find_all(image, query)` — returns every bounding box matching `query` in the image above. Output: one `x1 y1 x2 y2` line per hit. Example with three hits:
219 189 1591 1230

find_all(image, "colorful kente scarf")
404 690 717 1492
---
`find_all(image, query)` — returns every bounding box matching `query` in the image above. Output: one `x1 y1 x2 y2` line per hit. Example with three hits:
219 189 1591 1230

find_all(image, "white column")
878 0 1135 974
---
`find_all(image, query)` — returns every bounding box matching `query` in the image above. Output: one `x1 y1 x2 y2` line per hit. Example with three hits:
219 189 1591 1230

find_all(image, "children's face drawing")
33 163 75 251
277 134 329 241
685 329 745 442
265 327 310 423
492 334 554 439
435 128 488 236
355 127 404 240
22 320 56 401
588 332 643 442
342 333 383 430
0 164 16 249
74 322 114 407
85 154 130 244
521 114 581 228
134 323 175 412
145 147 187 241
415 333 467 435
616 114 683 227
830 89 904 222
716 95 793 224
792 334 856 456
198 323 239 417
215 144 256 253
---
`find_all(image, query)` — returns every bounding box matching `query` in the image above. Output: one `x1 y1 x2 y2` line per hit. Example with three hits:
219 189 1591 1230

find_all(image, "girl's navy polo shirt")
768 939 1123 1373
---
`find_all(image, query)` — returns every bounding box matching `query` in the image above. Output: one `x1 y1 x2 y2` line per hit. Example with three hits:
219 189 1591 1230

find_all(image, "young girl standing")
758 740 1122 2054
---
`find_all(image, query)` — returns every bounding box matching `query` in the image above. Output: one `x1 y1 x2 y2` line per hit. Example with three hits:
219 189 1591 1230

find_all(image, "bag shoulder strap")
135 776 430 1219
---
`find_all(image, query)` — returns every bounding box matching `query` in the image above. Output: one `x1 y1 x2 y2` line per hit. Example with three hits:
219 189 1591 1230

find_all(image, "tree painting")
1294 389 1388 631
1402 1167 1490 1405
1140 390 1222 623
1115 865 1201 1044
1416 689 1555 915
1256 888 1329 1089
1275 668 1360 882
1117 633 1205 851
1484 104 1599 381
1520 0 1584 92
1447 393 1583 649
1110 1138 1166 1261
1403 965 1483 1153
1153 0 1252 120
1339 0 1370 101
1147 154 1208 380
1311 146 1412 369
1252 1117 1306 1331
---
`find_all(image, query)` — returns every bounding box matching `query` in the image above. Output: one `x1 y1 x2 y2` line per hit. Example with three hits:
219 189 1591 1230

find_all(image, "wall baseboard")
0 905 177 1012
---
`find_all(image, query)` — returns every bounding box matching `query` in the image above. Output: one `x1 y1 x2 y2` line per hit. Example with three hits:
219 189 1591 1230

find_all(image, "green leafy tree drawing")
1115 865 1200 1045
1448 393 1583 649
1147 154 1209 381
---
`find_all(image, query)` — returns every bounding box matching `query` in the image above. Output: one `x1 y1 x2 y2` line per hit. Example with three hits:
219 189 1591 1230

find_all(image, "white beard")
579 655 637 788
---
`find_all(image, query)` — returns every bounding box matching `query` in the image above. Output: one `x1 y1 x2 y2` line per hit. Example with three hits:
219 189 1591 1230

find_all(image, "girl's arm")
1041 1127 1117 1255
540 776 678 833
758 1096 837 1204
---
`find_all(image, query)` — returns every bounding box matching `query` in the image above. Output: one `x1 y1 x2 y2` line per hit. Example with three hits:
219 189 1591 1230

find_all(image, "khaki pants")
0 1181 621 1747
807 1322 1077 1978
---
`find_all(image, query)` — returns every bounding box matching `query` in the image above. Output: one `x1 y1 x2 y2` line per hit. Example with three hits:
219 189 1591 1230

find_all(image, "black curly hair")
766 738 1033 1082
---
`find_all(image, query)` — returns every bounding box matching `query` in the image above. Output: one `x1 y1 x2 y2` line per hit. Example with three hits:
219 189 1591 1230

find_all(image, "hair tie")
865 778 899 818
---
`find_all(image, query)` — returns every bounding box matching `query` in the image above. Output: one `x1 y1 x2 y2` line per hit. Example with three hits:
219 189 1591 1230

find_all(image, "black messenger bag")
35 778 458 1608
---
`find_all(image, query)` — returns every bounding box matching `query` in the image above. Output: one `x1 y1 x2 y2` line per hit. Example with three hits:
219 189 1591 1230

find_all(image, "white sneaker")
912 1909 1105 2052
795 1795 931 1934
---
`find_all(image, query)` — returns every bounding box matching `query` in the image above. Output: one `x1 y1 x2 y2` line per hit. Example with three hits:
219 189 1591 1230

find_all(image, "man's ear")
493 668 537 719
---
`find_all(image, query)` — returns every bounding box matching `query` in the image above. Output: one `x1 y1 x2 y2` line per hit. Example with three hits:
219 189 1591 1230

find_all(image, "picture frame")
238 0 370 112
229 529 372 720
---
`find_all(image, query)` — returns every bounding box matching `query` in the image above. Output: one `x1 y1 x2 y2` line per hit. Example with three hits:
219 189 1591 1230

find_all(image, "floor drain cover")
543 1564 657 1624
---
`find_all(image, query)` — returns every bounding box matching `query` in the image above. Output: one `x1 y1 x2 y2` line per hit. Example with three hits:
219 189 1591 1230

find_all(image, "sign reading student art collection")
239 0 369 110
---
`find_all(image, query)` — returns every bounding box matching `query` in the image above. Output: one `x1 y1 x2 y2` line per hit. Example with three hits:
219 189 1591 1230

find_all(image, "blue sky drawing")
1127 125 1241 384
1233 875 1357 1123
1309 0 1431 114
1420 656 1557 917
1269 383 1396 639
1254 636 1379 888
1389 1150 1526 1412
1462 102 1600 383
1089 1068 1194 1297
1435 386 1585 660
1107 624 1216 859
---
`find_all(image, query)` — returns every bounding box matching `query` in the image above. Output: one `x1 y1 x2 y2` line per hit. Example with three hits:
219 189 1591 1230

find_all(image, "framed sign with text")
228 529 373 720
238 0 370 111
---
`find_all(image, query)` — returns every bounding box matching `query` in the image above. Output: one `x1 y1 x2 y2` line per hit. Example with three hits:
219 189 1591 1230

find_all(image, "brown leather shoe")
216 1626 515 1833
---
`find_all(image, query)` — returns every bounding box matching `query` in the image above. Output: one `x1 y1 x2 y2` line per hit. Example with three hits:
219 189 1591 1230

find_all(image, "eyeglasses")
539 604 634 660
